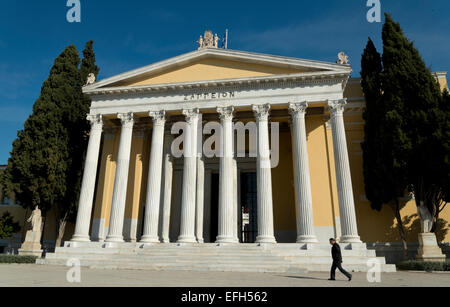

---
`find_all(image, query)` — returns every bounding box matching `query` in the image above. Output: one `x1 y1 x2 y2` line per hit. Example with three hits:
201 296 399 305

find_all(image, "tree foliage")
0 212 21 239
361 13 449 236
0 41 100 246
1 46 81 214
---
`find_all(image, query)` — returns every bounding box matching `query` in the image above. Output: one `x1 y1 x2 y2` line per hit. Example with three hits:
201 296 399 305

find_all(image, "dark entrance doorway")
240 172 258 243
210 173 219 242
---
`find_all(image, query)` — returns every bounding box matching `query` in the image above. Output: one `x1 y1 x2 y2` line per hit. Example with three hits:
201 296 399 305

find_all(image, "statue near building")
416 202 446 262
197 30 221 50
337 52 349 65
18 206 43 258
85 73 96 86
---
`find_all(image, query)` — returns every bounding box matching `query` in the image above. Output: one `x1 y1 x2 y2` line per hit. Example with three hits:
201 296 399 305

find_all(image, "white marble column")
159 128 174 243
105 113 135 243
216 106 236 244
328 99 361 243
71 114 103 242
196 154 205 243
289 102 318 243
141 111 166 243
178 109 200 243
252 104 277 244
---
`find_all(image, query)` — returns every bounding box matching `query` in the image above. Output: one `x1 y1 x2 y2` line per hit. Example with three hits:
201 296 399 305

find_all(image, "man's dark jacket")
331 243 343 263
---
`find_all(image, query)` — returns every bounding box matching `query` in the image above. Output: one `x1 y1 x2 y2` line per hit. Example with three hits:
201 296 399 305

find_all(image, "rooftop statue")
197 30 221 50
337 52 349 65
86 73 96 85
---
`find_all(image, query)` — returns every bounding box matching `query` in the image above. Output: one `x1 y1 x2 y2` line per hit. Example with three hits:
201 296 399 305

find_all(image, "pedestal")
18 231 43 257
416 233 446 262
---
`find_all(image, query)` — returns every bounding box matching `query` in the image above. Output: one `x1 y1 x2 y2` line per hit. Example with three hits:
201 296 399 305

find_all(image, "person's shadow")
282 275 329 281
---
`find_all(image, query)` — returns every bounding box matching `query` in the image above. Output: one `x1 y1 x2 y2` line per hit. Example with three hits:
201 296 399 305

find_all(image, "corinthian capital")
86 114 103 129
252 104 271 121
182 108 200 124
149 110 166 126
217 106 234 121
288 101 308 119
117 112 135 128
327 99 347 115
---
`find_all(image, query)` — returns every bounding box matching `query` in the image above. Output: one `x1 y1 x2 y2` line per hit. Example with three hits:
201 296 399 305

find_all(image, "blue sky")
0 0 449 164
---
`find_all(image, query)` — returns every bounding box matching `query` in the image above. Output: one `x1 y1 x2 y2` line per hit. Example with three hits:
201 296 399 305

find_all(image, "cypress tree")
361 38 409 255
381 13 447 235
55 41 100 246
1 46 81 227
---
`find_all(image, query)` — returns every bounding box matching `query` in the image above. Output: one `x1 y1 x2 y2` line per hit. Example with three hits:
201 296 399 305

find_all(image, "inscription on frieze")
184 91 236 101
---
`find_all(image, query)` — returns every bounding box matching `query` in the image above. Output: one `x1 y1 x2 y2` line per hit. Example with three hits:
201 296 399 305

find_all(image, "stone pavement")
0 264 449 287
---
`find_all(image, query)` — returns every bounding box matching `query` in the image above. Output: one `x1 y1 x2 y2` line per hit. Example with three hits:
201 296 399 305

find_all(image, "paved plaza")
0 264 449 287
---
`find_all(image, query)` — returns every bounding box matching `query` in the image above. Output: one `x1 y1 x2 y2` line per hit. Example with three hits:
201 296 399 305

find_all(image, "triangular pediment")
86 48 351 91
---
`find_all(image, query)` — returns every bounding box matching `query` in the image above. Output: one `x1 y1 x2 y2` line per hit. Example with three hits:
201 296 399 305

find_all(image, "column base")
296 235 318 244
177 236 197 244
339 235 362 244
216 236 237 244
105 235 124 243
140 236 161 244
256 236 277 244
197 239 205 244
70 235 91 243
161 238 171 244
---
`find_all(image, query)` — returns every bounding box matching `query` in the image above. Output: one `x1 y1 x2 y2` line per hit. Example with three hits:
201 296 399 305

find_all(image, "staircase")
37 242 396 273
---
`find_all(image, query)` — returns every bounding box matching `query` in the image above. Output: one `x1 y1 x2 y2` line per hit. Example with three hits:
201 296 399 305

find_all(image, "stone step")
53 246 376 257
38 257 396 273
49 251 377 261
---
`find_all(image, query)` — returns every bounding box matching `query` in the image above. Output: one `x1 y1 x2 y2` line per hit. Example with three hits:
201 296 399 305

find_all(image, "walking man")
329 238 352 281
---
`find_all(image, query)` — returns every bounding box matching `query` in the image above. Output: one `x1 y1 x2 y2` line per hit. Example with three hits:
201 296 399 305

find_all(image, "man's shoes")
328 278 335 281
348 275 352 282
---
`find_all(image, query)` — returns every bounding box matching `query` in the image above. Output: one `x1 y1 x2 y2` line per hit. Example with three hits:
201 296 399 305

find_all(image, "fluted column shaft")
253 104 277 244
105 113 135 243
289 102 318 243
216 106 236 243
160 130 174 243
141 111 166 243
328 99 361 243
72 115 103 242
178 109 200 243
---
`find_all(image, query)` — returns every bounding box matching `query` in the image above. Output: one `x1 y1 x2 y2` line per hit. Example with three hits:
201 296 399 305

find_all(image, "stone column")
105 113 135 243
289 102 318 244
141 111 166 243
328 99 361 243
196 154 205 243
216 106 236 244
252 104 277 244
159 128 174 243
178 109 200 243
71 114 103 242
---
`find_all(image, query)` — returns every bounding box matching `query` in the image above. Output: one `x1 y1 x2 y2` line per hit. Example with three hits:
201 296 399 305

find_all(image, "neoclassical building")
67 44 450 247
31 35 450 270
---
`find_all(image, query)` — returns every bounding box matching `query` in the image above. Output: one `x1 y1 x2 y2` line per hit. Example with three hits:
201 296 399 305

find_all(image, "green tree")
0 212 21 239
1 45 81 243
380 13 448 236
55 41 100 247
360 38 409 257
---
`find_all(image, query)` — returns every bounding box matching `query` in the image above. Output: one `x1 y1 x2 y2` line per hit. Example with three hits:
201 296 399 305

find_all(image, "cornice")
84 70 350 97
